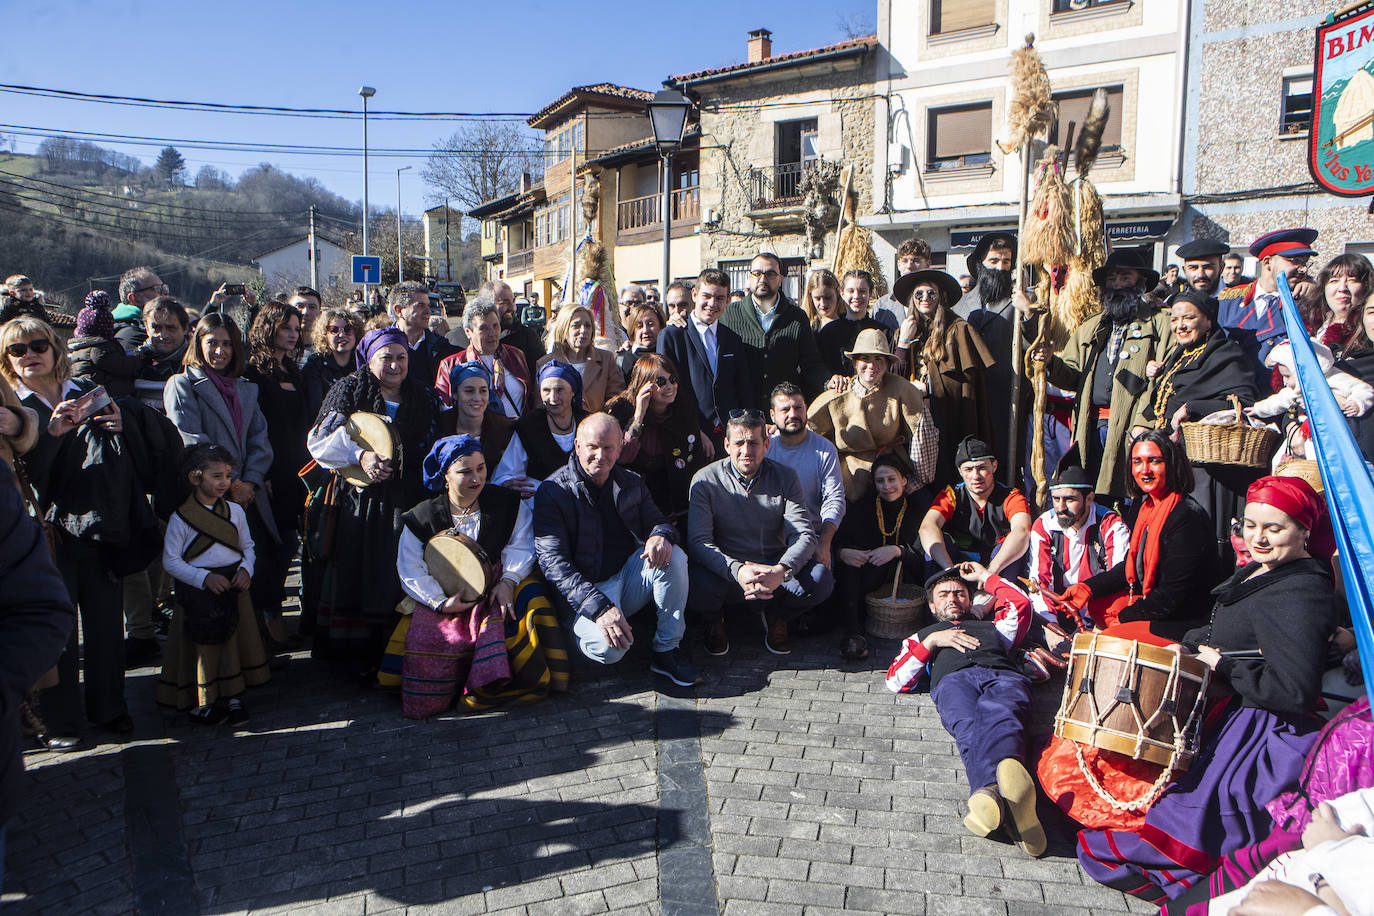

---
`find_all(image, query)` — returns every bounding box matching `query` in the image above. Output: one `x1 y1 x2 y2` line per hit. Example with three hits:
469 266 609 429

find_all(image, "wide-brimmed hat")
1091 249 1160 290
966 231 1018 280
892 269 964 311
844 328 896 363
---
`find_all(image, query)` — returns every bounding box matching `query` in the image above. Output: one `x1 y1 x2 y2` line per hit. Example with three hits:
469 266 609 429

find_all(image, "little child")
156 444 270 724
67 290 142 397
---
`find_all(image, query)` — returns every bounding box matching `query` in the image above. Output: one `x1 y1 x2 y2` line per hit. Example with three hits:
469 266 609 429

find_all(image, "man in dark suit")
390 281 457 387
658 268 753 449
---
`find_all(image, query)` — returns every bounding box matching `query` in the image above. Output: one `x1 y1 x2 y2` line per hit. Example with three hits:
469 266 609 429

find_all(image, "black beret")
924 566 971 593
954 436 996 467
1175 239 1230 260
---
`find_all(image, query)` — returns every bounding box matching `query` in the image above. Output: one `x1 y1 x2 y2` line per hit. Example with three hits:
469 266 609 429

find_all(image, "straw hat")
844 328 896 363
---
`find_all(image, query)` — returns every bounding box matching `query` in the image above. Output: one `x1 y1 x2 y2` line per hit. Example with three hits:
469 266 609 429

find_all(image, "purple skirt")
1076 701 1319 903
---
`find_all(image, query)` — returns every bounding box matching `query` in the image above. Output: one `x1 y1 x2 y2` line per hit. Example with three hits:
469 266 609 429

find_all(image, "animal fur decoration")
1020 149 1075 268
1073 88 1112 178
999 34 1057 154
833 194 889 298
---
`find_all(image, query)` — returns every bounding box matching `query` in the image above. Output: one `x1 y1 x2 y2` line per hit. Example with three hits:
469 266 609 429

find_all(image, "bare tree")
420 121 543 230
835 12 875 39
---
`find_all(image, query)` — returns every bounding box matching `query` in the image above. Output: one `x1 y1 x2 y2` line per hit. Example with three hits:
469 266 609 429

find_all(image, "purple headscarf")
356 326 409 370
422 434 485 491
537 359 583 407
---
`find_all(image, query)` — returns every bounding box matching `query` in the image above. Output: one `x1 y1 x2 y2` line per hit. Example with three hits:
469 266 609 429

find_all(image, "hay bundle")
833 195 889 297
1000 34 1057 154
1021 149 1075 267
570 173 625 348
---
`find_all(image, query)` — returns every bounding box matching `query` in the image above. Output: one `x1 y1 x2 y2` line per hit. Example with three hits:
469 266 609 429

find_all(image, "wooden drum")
424 531 495 604
1053 632 1210 769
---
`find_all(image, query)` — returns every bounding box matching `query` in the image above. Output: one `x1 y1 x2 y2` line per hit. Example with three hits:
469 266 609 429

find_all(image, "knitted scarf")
1124 491 1180 597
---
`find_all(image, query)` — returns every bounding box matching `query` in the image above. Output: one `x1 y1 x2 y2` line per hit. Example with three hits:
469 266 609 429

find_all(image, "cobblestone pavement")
3 602 1156 916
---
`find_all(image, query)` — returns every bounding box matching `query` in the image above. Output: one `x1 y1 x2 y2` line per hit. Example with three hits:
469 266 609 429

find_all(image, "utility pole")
308 205 318 289
444 198 452 281
396 165 411 283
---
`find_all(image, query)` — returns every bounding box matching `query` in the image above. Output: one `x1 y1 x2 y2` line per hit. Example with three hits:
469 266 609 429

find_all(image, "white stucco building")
253 236 351 292
864 0 1189 275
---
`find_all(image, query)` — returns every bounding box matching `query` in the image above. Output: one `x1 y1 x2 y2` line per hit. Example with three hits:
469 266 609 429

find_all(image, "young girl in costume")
156 444 270 725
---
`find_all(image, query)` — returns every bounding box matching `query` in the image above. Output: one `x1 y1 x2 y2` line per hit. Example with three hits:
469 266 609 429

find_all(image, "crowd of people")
2 223 1372 911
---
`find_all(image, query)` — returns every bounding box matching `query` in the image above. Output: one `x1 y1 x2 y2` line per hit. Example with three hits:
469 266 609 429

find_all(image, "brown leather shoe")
704 620 729 656
760 610 791 655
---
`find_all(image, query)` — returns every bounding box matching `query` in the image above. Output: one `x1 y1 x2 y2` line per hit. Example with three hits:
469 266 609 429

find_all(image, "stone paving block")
526 888 611 915
963 874 1047 904
716 875 769 901
807 860 885 889
844 885 928 914
776 837 856 865
730 853 810 881
926 894 1009 915
765 877 846 908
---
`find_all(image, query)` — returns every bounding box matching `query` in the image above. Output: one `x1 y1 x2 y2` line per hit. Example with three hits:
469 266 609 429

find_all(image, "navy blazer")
658 320 753 431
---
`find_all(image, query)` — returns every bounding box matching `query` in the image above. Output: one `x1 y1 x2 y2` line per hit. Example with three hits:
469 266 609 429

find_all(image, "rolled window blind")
929 104 993 159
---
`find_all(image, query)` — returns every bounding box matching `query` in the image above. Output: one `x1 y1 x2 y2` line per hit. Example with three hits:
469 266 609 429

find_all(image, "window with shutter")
926 103 994 169
931 0 995 33
1049 86 1125 156
1280 75 1313 136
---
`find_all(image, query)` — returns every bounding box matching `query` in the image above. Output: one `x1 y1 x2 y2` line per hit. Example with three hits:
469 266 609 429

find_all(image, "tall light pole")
396 165 411 282
359 86 376 287
646 89 691 294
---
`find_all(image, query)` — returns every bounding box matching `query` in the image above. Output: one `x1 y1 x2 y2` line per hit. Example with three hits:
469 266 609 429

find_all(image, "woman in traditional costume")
306 327 440 678
1140 289 1261 560
605 352 711 526
538 303 624 413
1036 430 1216 829
157 444 269 724
893 269 996 485
807 328 938 501
490 361 586 498
834 453 925 661
1077 475 1337 904
394 435 536 718
439 360 514 469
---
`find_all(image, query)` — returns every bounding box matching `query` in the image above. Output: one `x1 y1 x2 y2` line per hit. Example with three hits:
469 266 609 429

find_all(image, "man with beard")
954 234 1025 465
1176 238 1230 298
1217 228 1317 393
1036 250 1172 499
446 280 546 373
718 252 829 404
767 382 845 573
1025 454 1128 627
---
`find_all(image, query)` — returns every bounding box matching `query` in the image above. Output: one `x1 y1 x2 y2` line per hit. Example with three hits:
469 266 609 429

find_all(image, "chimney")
748 28 772 63
519 171 532 193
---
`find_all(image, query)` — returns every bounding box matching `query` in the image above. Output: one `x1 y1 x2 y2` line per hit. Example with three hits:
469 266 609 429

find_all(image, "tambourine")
424 530 495 604
340 411 401 488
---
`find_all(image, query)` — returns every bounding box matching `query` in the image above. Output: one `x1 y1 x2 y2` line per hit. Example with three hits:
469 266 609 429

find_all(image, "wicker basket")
1180 395 1280 468
1275 459 1324 493
865 565 928 639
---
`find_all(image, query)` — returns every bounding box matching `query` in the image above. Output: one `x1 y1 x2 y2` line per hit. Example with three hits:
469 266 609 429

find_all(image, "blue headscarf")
422 434 484 491
447 360 496 411
356 326 409 370
537 358 583 408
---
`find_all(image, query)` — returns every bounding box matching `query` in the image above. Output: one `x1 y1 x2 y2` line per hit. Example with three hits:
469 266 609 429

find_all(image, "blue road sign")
352 255 382 285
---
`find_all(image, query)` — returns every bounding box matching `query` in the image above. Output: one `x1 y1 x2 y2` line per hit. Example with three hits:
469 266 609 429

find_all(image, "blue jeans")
571 546 689 663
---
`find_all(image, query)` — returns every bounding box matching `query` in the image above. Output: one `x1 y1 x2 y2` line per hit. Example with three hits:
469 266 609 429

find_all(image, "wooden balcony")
506 247 533 275
616 187 701 232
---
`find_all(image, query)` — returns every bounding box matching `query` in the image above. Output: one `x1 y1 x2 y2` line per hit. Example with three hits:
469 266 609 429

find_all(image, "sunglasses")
728 408 765 420
6 338 51 358
653 374 679 389
911 290 941 301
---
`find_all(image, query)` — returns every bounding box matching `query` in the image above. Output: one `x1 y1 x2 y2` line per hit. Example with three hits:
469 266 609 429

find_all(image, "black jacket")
1144 329 1259 426
301 350 354 427
0 465 76 825
1182 557 1335 717
1085 495 1217 641
67 335 141 398
533 454 677 622
405 330 458 389
719 293 830 404
657 321 753 431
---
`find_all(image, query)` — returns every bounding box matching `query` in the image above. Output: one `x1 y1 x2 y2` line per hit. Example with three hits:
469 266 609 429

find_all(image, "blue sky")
1 0 872 217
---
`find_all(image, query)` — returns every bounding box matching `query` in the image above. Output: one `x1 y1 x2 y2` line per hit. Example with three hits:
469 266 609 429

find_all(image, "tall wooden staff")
1000 35 1057 483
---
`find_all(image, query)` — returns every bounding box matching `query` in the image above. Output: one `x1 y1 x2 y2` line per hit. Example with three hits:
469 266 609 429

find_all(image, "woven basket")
1180 395 1280 468
1275 459 1324 493
865 565 928 639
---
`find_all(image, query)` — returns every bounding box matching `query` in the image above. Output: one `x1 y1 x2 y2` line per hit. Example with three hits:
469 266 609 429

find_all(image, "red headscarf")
1246 475 1334 560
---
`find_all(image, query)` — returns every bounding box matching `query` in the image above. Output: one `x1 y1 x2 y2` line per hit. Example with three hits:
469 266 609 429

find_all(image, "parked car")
434 282 467 316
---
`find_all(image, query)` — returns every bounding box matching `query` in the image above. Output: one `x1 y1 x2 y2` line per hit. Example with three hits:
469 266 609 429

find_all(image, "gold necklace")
876 496 906 541
1151 343 1208 427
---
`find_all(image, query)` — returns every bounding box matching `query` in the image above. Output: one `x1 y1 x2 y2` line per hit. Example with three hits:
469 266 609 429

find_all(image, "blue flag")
1278 274 1374 685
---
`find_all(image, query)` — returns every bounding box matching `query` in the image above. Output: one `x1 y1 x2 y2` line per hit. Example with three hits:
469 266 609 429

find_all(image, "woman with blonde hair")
802 268 843 332
302 306 363 422
538 303 624 412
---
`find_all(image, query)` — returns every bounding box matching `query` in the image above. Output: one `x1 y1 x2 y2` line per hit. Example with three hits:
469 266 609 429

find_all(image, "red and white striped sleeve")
885 634 932 693
1027 514 1055 621
987 574 1033 649
1100 510 1131 568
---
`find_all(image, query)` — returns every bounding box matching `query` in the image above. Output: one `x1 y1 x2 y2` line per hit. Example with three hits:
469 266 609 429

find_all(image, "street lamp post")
396 165 411 283
359 85 376 297
646 89 691 295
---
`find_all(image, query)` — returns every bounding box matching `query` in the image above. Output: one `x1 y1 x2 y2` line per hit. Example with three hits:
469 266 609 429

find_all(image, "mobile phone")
223 284 246 297
71 385 112 424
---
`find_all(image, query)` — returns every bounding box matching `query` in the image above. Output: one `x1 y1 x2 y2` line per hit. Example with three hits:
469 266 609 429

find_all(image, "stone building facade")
669 31 877 299
1184 0 1374 263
